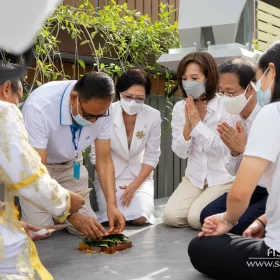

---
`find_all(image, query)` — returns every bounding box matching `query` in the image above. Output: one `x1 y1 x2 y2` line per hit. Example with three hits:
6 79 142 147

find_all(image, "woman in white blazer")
163 52 234 230
91 69 161 225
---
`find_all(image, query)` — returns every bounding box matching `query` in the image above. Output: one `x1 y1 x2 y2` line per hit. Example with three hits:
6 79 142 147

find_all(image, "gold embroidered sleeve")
0 103 70 219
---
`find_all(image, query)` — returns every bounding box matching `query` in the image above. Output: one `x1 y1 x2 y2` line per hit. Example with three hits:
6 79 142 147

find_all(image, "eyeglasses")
216 92 236 98
217 86 248 98
121 92 145 104
78 96 110 121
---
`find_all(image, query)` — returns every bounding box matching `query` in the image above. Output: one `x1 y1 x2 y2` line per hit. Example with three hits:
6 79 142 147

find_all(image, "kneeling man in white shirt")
21 72 125 239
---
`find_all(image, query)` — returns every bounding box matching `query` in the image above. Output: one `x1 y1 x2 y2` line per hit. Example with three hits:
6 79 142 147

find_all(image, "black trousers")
200 186 268 235
188 234 280 280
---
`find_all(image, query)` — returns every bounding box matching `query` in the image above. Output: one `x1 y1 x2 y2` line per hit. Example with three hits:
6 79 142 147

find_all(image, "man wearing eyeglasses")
21 71 125 239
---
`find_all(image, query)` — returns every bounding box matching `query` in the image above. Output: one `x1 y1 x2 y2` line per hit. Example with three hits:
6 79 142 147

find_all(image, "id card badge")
73 161 80 180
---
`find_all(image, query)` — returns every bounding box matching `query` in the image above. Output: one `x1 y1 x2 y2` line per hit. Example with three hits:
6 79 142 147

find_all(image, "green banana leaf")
83 234 130 247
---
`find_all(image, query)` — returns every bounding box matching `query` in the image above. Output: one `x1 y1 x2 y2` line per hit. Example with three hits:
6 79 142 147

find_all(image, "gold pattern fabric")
0 231 4 260
8 168 46 191
0 102 70 278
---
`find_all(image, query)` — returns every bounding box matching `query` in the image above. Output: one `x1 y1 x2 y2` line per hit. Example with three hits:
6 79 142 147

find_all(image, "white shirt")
90 102 161 180
244 102 280 252
226 103 266 188
22 81 113 164
0 102 69 275
171 97 234 189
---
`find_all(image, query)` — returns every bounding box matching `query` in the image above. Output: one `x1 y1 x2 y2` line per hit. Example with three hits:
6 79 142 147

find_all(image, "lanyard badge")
70 125 82 180
73 161 80 180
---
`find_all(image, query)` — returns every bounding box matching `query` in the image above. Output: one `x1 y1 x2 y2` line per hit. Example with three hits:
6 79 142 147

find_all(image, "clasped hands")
185 96 201 127
217 121 247 156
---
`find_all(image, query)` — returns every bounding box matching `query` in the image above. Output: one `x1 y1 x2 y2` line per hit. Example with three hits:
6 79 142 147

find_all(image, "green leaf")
43 29 50 37
52 73 58 80
81 40 90 45
36 81 42 87
71 32 77 39
78 59 85 69
91 31 97 38
83 234 130 247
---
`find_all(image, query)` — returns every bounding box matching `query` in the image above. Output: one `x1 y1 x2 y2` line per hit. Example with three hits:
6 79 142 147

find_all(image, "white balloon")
0 0 61 53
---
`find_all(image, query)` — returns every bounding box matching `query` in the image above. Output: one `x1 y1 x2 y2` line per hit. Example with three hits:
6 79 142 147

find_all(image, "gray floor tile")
36 198 213 280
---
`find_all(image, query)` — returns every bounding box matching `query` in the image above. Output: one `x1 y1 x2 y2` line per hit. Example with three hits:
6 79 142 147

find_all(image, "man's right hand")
217 121 246 155
68 212 107 240
69 191 85 213
243 220 265 238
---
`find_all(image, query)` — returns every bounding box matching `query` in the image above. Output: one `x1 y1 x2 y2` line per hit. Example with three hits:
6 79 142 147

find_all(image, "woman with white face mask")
163 52 234 229
188 41 280 280
200 59 268 235
90 69 161 225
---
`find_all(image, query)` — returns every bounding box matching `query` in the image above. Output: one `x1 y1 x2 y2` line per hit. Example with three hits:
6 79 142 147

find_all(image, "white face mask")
182 80 206 99
219 85 252 115
120 98 143 115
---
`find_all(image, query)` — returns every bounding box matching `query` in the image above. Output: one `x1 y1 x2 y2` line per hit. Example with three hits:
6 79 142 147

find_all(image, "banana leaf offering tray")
78 233 132 254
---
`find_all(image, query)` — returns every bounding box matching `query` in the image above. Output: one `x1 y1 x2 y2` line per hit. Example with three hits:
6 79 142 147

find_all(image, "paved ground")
36 198 213 280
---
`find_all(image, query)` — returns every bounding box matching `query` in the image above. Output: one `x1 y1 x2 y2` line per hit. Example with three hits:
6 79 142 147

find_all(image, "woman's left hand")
119 182 138 207
198 213 233 237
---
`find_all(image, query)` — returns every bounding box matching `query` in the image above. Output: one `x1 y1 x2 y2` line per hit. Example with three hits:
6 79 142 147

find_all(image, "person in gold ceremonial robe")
0 61 84 279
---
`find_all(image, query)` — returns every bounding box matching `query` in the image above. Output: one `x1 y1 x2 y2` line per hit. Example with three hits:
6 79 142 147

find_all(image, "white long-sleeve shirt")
226 103 265 188
0 101 70 278
171 97 234 189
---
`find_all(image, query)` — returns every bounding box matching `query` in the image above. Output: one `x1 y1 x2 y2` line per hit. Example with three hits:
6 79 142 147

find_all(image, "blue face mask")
71 97 93 127
255 68 274 107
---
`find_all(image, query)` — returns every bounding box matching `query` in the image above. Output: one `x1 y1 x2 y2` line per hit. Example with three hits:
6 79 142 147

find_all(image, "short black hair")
74 71 115 102
0 60 22 92
218 58 256 90
115 68 151 100
257 41 280 103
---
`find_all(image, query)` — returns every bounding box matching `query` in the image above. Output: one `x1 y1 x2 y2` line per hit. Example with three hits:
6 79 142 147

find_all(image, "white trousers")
94 170 155 224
